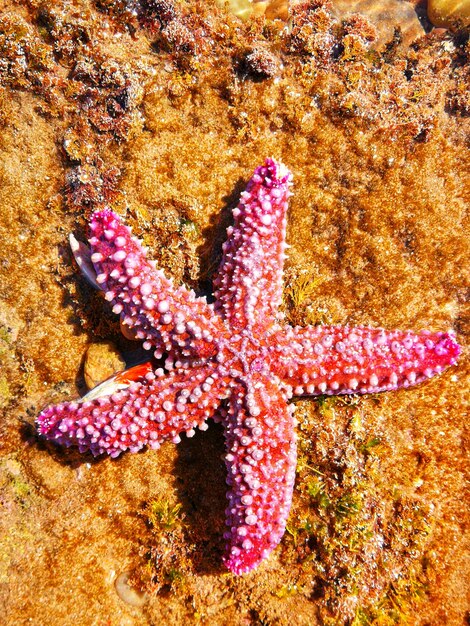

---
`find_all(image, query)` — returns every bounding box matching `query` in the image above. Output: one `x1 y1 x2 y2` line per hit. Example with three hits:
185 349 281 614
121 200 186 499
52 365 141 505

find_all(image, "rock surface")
0 1 468 625
428 0 470 27
83 341 126 390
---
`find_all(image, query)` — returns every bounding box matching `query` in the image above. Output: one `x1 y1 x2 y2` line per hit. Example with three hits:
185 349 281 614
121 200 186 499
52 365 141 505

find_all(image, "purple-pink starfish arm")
37 362 229 457
87 210 226 366
222 374 297 575
213 158 292 333
270 325 461 396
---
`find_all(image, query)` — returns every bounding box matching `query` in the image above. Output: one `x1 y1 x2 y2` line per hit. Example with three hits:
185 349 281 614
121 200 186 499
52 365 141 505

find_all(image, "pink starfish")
37 158 460 575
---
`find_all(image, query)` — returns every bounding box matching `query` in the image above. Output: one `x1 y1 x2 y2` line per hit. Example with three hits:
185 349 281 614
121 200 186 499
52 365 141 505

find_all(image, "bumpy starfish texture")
37 158 460 575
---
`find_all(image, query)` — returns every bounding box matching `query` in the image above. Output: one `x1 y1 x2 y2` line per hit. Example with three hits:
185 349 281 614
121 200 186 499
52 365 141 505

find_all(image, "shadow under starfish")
36 158 460 575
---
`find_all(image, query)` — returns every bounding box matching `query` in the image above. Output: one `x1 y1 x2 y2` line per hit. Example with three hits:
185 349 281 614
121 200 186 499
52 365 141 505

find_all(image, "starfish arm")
36 363 228 457
270 325 461 395
222 375 297 575
87 209 225 364
213 158 292 334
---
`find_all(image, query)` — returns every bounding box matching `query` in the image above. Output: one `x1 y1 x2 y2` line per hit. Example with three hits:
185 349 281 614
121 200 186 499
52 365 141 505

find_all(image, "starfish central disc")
219 331 272 376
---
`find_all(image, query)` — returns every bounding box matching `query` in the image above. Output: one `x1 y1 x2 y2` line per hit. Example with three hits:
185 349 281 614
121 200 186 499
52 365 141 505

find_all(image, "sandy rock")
83 341 126 391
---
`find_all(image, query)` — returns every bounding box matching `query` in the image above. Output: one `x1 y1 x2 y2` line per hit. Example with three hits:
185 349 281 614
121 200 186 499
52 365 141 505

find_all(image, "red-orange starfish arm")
270 325 461 396
222 374 297 575
37 363 229 457
213 159 292 334
88 210 226 365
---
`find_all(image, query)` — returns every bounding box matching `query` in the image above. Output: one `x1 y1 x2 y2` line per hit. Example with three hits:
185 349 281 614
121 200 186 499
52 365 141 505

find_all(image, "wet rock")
215 0 271 20
428 0 470 28
332 0 426 48
264 0 289 21
83 341 125 390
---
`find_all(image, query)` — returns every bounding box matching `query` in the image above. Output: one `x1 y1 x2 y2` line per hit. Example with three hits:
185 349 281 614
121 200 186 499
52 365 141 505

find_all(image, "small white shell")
114 571 148 608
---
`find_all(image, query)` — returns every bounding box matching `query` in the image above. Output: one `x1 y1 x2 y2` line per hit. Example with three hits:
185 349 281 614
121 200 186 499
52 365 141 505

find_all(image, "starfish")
37 158 460 575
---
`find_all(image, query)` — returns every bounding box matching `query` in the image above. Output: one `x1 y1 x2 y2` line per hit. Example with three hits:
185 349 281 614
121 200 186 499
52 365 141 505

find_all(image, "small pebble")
120 319 140 341
427 0 470 28
83 342 126 390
